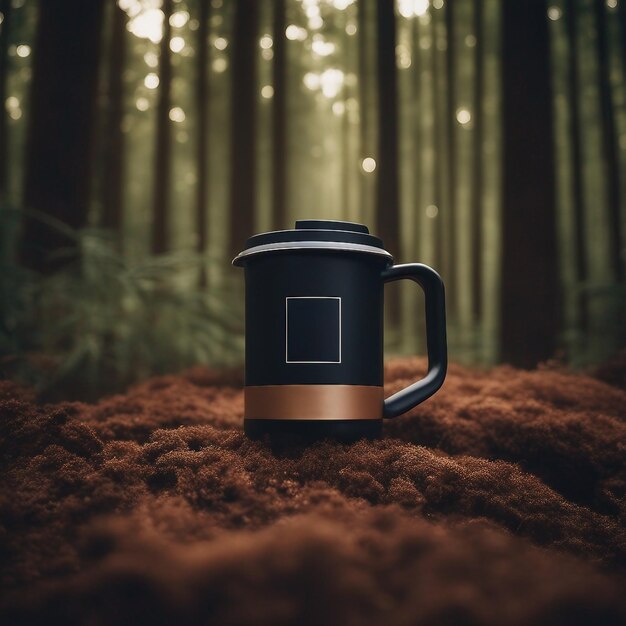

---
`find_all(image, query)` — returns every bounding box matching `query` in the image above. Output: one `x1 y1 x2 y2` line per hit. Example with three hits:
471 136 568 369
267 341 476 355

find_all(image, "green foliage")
563 281 626 368
0 211 243 400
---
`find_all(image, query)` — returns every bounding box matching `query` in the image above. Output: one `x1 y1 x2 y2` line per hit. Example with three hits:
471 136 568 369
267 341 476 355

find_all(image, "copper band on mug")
244 385 384 420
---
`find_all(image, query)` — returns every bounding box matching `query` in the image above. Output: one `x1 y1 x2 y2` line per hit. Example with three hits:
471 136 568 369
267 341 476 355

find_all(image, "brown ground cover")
1 356 625 625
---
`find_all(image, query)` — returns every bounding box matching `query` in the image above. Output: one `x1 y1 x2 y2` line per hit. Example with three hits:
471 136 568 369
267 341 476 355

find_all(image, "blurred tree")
152 0 173 254
376 0 400 326
472 0 484 324
357 0 377 227
196 0 210 285
452 0 476 355
432 0 451 311
101 3 127 236
576 0 618 362
0 0 10 208
444 0 457 323
21 0 104 271
229 0 259 260
594 0 622 282
272 0 287 231
566 0 588 340
479 0 502 366
501 0 558 366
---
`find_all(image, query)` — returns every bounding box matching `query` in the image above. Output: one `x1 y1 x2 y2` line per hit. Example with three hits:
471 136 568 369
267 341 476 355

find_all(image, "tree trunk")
594 0 622 281
452 0 476 358
501 0 558 366
472 0 484 323
196 0 210 285
480 0 503 366
375 0 400 324
619 0 626 72
272 0 286 231
444 0 457 320
101 4 126 235
357 0 377 227
432 4 447 275
565 0 588 337
152 0 173 255
0 0 10 207
21 0 104 271
228 0 259 261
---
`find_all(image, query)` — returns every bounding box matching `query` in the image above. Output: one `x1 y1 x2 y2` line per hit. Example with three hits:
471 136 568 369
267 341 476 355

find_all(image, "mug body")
243 249 389 442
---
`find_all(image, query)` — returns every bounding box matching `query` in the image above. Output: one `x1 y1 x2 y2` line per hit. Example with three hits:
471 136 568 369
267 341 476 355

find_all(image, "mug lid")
232 220 393 266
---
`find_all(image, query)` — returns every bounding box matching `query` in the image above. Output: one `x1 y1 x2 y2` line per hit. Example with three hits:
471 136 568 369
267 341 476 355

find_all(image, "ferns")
0 211 243 399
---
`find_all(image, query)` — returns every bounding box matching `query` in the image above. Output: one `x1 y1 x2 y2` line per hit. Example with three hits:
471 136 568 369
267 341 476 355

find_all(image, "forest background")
0 0 624 397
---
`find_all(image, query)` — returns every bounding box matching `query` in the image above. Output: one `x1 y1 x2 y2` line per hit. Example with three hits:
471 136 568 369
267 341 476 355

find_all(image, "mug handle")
381 263 447 418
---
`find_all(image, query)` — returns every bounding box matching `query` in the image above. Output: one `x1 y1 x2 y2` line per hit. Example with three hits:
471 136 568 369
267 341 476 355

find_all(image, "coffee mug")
233 219 447 442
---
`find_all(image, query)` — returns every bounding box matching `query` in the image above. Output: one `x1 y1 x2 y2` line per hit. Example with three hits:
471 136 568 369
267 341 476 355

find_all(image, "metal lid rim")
232 241 394 266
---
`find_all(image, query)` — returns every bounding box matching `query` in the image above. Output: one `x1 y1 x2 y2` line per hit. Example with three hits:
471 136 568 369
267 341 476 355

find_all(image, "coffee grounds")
0 357 625 625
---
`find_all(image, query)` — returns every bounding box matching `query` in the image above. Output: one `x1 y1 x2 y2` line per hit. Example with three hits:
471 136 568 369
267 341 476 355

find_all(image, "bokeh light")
396 45 411 69
332 0 356 8
212 58 227 73
311 35 335 57
332 101 345 116
124 6 164 44
547 6 562 20
214 37 228 51
144 73 160 89
361 157 376 173
170 36 185 53
144 51 158 67
6 95 22 120
426 204 439 218
169 106 185 123
456 108 471 125
320 69 344 98
5 96 19 110
303 72 320 91
286 25 307 41
169 10 189 28
398 0 430 18
260 35 273 50
308 15 323 29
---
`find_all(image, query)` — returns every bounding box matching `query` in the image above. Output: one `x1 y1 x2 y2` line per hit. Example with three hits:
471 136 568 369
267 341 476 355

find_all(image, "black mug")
233 220 447 442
